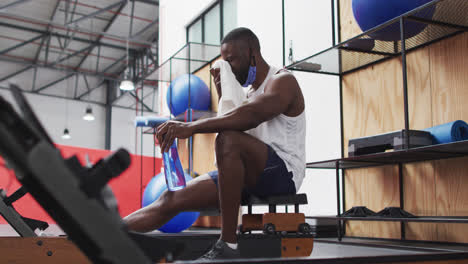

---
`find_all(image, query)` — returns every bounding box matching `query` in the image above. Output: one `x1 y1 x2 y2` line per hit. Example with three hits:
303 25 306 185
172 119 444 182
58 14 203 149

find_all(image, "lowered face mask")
242 65 257 87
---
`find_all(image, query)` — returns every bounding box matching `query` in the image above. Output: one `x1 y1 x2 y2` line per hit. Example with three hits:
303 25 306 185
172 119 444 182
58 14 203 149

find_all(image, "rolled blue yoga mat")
423 120 468 144
134 116 169 127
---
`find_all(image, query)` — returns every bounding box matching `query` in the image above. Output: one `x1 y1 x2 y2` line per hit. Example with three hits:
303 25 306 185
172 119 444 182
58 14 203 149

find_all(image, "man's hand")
156 121 194 153
210 67 222 100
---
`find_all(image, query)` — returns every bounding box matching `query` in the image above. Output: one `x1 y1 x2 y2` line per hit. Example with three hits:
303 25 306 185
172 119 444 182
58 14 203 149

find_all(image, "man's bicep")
248 76 296 121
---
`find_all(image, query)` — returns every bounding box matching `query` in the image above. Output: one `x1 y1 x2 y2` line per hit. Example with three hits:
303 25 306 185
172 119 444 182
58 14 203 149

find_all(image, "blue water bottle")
163 141 186 191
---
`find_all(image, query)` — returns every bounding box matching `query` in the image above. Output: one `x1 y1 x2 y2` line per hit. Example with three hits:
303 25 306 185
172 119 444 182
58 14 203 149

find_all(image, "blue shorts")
207 145 296 198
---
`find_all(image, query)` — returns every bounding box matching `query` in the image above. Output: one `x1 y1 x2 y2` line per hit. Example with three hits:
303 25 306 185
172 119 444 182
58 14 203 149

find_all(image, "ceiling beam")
73 1 127 71
34 72 75 93
34 0 61 64
0 21 134 52
0 85 156 112
130 19 159 39
0 65 33 82
132 0 159 6
0 34 45 56
0 56 122 82
67 0 126 26
0 12 155 48
76 54 127 99
127 91 153 112
0 0 32 10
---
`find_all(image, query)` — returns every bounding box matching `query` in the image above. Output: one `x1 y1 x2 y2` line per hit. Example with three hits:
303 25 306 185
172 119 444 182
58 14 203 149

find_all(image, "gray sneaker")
197 240 241 261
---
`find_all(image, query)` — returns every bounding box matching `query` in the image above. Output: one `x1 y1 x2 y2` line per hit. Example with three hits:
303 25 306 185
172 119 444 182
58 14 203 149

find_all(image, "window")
186 0 237 45
189 20 202 43
223 0 237 36
204 4 220 45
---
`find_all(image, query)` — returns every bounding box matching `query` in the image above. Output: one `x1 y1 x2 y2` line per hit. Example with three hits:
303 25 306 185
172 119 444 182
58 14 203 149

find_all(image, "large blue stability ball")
166 74 211 117
352 0 435 41
142 172 200 233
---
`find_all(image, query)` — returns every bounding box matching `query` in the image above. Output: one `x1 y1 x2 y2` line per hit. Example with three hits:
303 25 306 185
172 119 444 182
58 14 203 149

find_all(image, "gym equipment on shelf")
166 74 211 116
424 120 468 144
348 130 433 157
352 0 435 41
142 172 200 233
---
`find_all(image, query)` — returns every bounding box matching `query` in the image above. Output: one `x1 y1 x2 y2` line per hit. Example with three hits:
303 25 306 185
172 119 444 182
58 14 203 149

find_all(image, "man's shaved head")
221 27 260 52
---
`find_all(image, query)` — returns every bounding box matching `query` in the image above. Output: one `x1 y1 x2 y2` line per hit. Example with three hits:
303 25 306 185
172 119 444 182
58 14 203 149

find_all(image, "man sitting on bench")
124 27 306 260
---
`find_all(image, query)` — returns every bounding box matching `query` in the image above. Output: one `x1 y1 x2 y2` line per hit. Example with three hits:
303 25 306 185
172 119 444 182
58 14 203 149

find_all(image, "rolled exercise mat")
134 116 169 127
424 120 468 144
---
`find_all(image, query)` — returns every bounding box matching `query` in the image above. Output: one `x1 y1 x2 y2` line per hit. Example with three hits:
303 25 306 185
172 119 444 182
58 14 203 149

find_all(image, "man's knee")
216 131 243 158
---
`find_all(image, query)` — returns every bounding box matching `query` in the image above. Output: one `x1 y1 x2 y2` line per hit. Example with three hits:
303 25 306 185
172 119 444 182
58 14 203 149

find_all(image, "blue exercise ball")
352 0 435 41
166 74 211 117
142 172 200 233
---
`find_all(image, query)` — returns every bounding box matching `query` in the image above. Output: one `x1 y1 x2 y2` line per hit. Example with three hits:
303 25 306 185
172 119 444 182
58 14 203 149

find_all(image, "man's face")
221 41 251 85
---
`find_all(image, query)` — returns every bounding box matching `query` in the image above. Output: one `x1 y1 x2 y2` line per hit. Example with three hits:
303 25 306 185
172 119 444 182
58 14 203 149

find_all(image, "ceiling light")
83 106 95 121
120 78 135 91
62 128 71 140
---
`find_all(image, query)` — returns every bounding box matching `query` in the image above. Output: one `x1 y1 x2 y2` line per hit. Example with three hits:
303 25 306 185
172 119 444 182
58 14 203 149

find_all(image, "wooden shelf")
286 0 468 76
307 140 468 169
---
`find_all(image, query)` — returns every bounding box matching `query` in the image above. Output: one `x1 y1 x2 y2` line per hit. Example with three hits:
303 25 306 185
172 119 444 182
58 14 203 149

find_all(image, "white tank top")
245 66 306 191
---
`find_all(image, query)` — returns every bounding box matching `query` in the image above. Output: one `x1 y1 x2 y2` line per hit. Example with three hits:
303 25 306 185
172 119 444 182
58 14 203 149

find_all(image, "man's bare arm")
190 73 299 133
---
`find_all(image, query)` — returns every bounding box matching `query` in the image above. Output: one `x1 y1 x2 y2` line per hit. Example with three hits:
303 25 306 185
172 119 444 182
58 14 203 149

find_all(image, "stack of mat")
424 120 468 144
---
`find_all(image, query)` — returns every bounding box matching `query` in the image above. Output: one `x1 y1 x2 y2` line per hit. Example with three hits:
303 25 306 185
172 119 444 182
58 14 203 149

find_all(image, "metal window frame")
186 0 222 44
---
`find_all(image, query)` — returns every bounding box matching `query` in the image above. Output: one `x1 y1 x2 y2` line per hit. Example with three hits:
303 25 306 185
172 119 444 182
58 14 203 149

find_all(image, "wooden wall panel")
340 0 468 242
342 56 404 155
177 138 189 169
342 54 404 239
193 56 221 113
191 58 221 176
344 166 401 239
404 47 437 241
403 162 437 241
191 58 221 227
430 33 468 124
193 133 217 174
339 0 362 41
435 156 468 243
430 33 468 243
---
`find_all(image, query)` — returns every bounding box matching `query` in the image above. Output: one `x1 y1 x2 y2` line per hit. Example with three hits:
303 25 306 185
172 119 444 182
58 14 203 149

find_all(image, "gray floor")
0 224 65 237
2 224 468 263
310 242 429 258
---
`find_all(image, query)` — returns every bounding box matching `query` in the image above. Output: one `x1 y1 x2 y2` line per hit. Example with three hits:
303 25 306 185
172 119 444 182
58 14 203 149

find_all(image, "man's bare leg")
215 131 269 243
124 174 219 232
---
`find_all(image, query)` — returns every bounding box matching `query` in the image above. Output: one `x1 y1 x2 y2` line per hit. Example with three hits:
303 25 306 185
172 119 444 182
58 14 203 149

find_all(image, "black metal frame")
0 0 160 113
138 41 220 182
186 0 223 44
0 187 40 237
283 0 468 243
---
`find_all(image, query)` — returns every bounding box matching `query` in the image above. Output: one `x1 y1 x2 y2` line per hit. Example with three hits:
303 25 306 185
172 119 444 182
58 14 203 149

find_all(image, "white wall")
283 0 341 216
159 0 216 62
0 88 106 150
236 0 284 67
